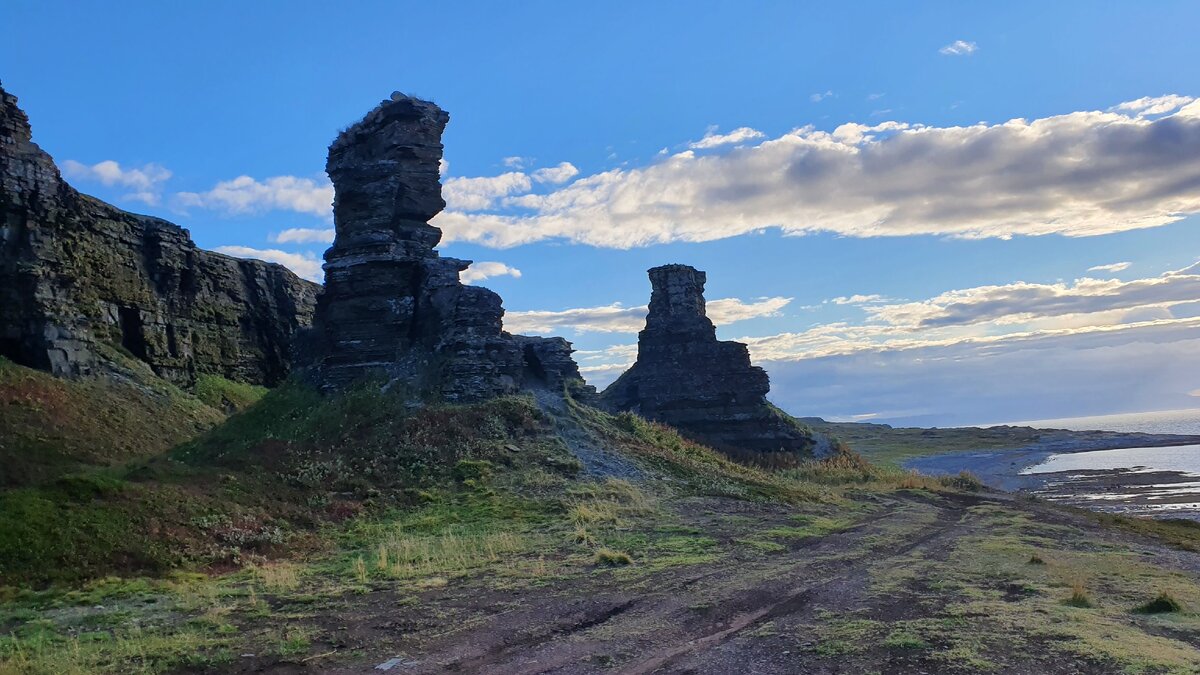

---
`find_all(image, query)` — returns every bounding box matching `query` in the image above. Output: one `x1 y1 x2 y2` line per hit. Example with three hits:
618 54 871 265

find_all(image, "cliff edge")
0 83 320 387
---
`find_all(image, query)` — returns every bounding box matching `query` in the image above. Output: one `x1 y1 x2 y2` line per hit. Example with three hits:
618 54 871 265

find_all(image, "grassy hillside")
3 375 1200 673
0 357 235 488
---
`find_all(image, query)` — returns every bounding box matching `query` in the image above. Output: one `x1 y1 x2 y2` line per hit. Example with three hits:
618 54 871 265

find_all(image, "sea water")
1022 444 1200 476
929 409 1200 518
1004 408 1200 436
1008 411 1200 518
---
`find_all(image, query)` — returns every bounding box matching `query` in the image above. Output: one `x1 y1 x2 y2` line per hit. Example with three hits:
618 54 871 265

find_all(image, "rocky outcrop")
600 264 816 456
0 83 320 387
306 93 591 401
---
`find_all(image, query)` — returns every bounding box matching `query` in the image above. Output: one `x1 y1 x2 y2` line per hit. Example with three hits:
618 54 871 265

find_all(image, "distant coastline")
904 428 1200 520
983 408 1200 437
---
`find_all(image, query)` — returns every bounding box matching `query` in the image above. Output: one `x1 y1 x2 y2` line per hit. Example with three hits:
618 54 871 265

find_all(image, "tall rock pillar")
600 264 815 456
308 93 593 402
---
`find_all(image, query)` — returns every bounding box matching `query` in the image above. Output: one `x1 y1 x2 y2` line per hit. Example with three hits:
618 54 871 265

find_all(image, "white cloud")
574 344 639 388
707 296 792 323
460 261 522 284
442 171 532 211
505 303 648 335
859 263 1200 330
62 159 172 205
531 162 579 184
273 227 335 244
176 175 333 218
1088 262 1132 274
689 127 767 150
1115 95 1194 117
810 90 834 103
213 246 324 283
432 97 1200 249
829 294 888 305
939 40 978 56
504 296 790 335
502 156 528 169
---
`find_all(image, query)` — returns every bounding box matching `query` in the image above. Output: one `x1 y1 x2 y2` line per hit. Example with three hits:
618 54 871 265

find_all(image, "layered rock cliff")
306 92 590 401
600 264 817 456
0 83 320 386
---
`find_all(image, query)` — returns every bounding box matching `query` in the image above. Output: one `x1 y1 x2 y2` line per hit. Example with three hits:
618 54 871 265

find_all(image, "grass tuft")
1134 591 1183 614
1064 581 1094 608
593 549 633 567
883 630 928 650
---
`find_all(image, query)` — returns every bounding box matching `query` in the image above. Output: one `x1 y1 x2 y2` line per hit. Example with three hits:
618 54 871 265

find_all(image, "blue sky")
5 1 1200 425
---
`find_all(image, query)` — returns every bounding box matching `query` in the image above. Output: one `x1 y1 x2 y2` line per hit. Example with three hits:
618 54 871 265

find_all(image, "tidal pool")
1021 444 1200 476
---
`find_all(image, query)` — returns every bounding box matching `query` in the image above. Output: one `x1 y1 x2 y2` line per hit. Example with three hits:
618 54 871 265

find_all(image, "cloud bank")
430 95 1200 248
573 262 1200 423
167 96 1200 256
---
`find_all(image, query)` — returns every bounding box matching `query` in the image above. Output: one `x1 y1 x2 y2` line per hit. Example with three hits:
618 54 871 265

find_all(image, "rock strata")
307 93 590 401
600 264 815 456
0 83 320 386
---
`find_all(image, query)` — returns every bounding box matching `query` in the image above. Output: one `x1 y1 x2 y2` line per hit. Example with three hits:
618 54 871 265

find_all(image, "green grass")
0 357 223 488
568 399 830 504
737 539 787 554
883 629 928 650
10 360 1200 673
193 374 267 412
0 379 583 586
1091 512 1200 552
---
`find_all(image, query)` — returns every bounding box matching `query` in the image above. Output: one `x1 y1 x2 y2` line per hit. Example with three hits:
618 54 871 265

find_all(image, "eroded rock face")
600 264 815 456
307 93 591 401
0 83 320 386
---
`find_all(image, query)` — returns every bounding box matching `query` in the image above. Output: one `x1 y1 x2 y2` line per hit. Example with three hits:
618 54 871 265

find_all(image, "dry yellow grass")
371 528 530 578
252 562 301 592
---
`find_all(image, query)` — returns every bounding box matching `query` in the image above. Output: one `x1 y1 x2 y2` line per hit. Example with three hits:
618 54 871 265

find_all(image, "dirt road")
274 489 1200 674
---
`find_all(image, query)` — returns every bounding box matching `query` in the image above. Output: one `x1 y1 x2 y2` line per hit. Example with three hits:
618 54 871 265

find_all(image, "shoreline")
904 433 1200 519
